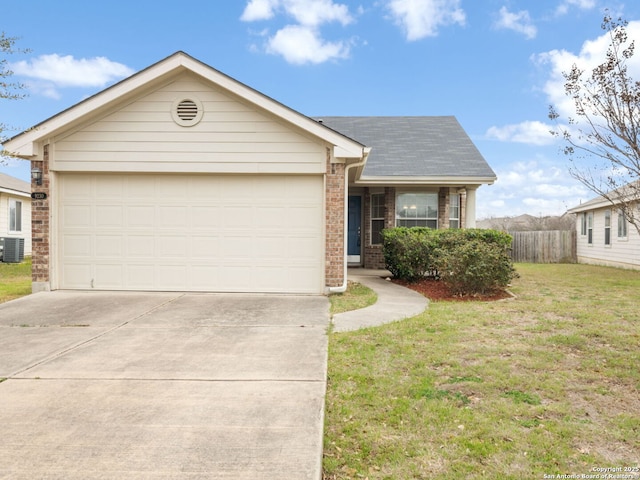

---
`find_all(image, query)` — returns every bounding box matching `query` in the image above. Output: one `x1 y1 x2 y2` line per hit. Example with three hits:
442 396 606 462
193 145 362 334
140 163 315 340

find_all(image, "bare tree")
549 13 640 235
1 32 29 163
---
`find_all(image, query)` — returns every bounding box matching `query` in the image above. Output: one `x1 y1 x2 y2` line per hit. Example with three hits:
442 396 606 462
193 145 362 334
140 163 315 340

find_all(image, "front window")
9 199 22 233
604 209 611 246
449 193 460 229
587 212 593 245
580 212 587 236
396 193 438 228
618 210 628 238
370 193 385 245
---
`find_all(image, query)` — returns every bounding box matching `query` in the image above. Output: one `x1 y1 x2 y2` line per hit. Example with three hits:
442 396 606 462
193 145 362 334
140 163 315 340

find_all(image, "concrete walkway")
332 269 429 333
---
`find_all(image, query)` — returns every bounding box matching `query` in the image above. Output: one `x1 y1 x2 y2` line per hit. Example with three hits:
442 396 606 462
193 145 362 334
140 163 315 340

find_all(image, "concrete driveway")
0 291 329 479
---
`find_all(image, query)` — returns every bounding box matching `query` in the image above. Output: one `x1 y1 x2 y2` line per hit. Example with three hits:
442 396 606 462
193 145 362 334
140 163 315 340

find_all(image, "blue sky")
2 0 640 219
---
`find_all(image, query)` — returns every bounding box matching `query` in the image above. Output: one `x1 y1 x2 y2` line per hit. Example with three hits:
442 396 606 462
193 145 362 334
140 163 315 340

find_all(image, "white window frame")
370 193 385 245
587 212 593 245
580 212 587 236
9 198 22 233
396 192 438 229
604 209 611 246
449 193 460 229
617 210 628 239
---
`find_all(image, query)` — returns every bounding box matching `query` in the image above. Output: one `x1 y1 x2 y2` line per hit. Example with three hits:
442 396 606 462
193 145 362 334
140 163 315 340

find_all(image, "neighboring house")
2 52 495 294
567 188 640 270
0 172 32 259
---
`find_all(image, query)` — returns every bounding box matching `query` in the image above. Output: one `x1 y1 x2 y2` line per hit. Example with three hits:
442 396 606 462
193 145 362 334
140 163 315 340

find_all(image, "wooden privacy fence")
509 230 577 263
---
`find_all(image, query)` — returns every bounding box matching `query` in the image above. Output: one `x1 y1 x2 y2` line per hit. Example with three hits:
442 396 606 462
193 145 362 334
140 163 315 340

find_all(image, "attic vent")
171 97 204 127
177 100 198 121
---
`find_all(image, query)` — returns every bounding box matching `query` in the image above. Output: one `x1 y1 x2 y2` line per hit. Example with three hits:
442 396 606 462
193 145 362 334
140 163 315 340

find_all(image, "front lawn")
0 257 32 304
324 263 640 479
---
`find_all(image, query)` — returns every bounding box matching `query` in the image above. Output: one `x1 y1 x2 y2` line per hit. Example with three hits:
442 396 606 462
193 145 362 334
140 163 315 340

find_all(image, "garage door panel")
127 206 155 228
127 236 155 258
95 176 124 198
63 205 92 228
191 236 220 258
127 265 156 289
96 235 122 257
59 174 324 293
63 264 92 288
95 264 124 288
192 207 222 229
63 235 92 257
96 206 124 227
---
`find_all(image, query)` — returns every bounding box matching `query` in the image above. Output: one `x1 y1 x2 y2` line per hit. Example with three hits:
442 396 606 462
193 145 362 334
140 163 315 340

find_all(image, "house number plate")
31 192 47 200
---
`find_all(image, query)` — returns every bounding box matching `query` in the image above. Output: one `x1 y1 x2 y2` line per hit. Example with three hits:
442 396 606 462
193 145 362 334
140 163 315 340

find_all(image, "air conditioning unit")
1 237 25 263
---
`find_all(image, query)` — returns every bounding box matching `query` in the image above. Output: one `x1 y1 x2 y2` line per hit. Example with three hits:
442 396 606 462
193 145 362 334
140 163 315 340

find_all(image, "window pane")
371 219 384 245
618 211 627 237
371 194 385 219
9 199 22 232
396 193 438 228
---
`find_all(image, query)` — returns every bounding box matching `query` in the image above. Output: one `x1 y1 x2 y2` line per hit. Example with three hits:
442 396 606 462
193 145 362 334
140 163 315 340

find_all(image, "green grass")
0 257 32 304
329 280 378 315
323 263 640 479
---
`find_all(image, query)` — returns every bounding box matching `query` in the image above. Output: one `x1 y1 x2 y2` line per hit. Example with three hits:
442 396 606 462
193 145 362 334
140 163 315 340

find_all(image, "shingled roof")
0 172 30 196
316 116 496 181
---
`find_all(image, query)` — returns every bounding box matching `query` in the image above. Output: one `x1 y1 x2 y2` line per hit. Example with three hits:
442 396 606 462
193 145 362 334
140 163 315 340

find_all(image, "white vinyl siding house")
569 199 640 270
0 173 32 257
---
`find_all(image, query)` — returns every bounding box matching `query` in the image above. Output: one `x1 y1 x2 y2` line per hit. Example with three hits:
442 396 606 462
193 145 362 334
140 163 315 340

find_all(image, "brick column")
438 187 449 229
325 153 345 288
460 189 467 228
31 144 51 292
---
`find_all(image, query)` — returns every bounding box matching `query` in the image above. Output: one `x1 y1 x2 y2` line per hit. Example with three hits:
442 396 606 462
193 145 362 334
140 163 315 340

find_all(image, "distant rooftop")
0 172 30 195
316 116 496 179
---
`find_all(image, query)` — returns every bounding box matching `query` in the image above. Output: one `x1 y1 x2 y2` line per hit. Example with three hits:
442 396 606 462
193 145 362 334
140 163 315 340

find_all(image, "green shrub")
381 227 438 282
382 227 517 295
437 235 518 296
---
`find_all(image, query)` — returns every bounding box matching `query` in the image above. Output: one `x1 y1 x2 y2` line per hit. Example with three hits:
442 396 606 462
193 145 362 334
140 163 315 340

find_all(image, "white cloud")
494 6 537 39
266 25 351 64
386 0 466 41
486 121 557 145
241 0 355 64
11 54 134 90
556 0 596 16
477 159 590 218
241 0 278 21
242 0 353 26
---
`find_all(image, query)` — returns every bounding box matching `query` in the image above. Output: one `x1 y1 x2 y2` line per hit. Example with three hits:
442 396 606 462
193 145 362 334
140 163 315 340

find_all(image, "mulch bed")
391 277 513 302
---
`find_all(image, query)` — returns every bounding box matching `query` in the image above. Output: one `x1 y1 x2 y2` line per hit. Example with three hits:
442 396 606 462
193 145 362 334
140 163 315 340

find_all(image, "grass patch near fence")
329 280 378 316
324 263 640 479
0 257 32 304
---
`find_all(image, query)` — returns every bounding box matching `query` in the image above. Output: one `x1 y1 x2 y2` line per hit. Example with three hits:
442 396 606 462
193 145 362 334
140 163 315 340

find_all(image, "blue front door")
348 195 362 261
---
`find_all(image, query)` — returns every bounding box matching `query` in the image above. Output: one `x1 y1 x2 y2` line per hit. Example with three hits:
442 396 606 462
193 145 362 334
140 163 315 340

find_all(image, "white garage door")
58 174 325 293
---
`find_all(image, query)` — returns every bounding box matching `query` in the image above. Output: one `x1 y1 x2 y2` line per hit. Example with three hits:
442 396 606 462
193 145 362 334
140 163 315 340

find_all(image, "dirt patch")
392 277 513 302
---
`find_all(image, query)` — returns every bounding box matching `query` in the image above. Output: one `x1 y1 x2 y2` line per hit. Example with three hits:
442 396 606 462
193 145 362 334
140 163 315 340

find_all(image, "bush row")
381 228 518 296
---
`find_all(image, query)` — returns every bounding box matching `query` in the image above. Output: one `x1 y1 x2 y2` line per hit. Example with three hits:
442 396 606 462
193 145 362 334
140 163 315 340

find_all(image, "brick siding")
31 145 50 288
325 154 345 287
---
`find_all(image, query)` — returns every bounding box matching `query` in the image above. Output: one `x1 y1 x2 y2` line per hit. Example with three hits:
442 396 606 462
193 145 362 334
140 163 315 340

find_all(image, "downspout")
328 147 370 293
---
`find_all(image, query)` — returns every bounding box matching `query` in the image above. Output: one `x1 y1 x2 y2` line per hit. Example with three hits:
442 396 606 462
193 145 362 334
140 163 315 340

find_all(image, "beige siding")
576 207 640 270
53 72 326 174
0 192 32 256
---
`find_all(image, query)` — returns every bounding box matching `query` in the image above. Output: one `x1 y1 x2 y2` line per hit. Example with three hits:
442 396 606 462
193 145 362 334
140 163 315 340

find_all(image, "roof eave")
352 175 497 186
0 187 30 197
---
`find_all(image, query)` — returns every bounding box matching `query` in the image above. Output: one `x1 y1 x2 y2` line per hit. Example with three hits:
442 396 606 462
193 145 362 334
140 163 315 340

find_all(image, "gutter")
328 147 371 294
